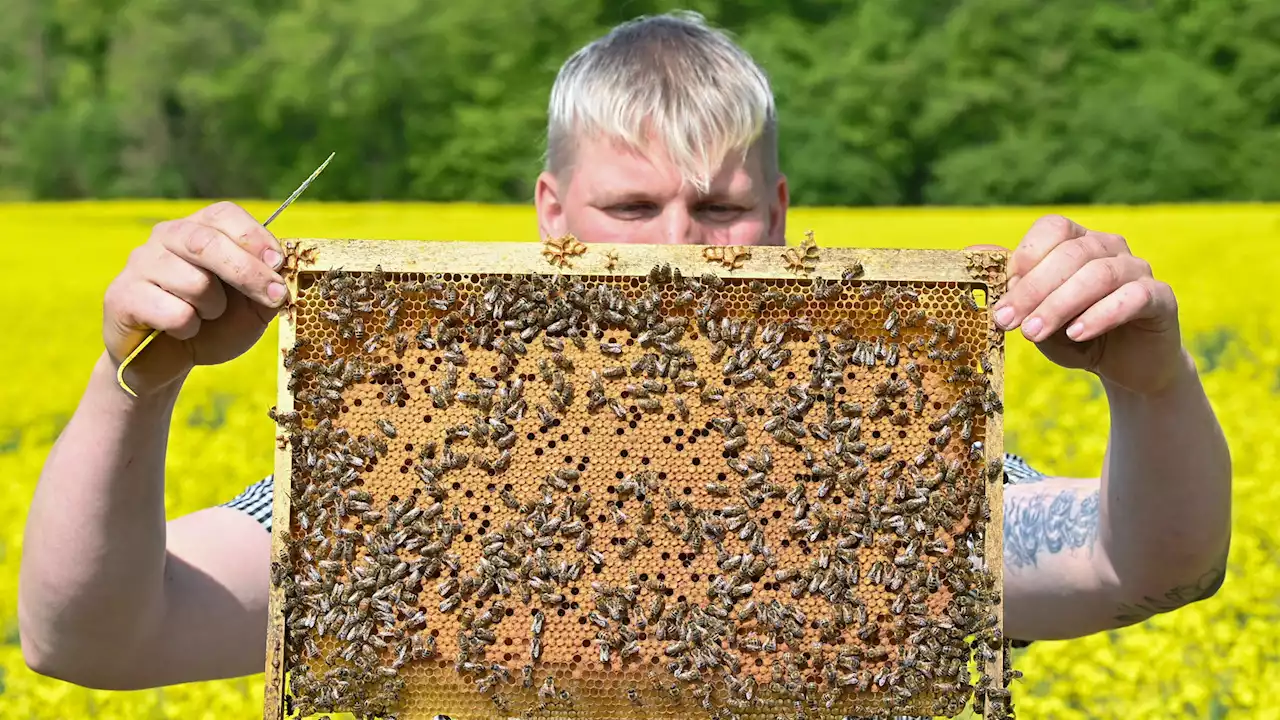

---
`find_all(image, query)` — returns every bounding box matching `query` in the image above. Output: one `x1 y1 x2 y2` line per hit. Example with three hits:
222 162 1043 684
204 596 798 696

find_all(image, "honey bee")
384 382 407 405
985 458 1003 483
546 313 570 335
881 460 905 480
267 407 303 433
536 334 563 352
551 351 574 371
610 505 629 526
503 335 529 357
619 536 640 560
933 425 953 449
868 397 890 417
538 676 556 702
883 310 901 337
903 361 923 385
812 277 843 301
609 399 628 419
983 389 1004 415
669 395 691 421
375 418 397 438
867 560 885 586
882 341 899 366
549 390 568 414
860 281 885 299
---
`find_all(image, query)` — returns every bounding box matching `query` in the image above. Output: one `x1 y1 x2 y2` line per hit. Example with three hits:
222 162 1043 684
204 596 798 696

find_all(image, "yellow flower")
1 202 1275 719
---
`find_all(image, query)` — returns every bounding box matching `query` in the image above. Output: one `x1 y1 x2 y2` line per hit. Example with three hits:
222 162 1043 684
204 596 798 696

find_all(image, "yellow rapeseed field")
1 201 1277 719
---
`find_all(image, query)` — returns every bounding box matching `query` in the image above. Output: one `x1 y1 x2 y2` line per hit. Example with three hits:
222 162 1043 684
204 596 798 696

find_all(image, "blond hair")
546 11 778 193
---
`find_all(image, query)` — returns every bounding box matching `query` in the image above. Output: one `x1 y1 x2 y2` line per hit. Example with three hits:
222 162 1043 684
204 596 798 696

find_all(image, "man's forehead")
568 133 762 199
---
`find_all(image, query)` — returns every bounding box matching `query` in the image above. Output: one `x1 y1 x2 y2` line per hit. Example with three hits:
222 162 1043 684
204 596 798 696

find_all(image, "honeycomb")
267 241 1012 720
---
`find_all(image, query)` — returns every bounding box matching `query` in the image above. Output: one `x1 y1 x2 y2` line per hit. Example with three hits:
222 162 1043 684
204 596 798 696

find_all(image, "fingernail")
994 305 1015 329
1067 322 1085 340
263 249 283 268
1023 316 1044 340
268 282 287 304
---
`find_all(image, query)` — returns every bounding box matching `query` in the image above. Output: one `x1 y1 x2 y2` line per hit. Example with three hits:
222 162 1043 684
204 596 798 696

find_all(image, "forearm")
19 351 184 674
1097 347 1232 616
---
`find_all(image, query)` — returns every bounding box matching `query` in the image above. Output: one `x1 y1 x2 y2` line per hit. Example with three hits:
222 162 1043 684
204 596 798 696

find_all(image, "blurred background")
2 0 1278 205
2 2 1279 720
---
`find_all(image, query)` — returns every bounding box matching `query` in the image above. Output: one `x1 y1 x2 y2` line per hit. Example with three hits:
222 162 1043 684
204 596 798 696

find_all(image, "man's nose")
655 207 699 245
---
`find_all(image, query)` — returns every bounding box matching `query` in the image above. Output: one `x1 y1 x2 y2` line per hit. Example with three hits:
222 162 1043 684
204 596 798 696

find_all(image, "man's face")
535 133 788 246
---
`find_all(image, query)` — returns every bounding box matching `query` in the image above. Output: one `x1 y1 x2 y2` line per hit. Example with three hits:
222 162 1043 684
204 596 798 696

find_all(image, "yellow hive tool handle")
115 152 335 397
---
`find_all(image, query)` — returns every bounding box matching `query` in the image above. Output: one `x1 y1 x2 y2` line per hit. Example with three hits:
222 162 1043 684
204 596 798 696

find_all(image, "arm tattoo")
1113 561 1227 624
1003 487 1101 571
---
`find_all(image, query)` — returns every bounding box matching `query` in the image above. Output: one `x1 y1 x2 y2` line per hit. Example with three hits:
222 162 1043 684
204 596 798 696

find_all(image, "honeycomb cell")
273 268 1006 720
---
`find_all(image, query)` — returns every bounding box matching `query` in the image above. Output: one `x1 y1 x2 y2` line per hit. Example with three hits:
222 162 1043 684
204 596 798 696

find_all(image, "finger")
156 219 288 308
119 282 203 341
1007 215 1089 282
1061 278 1175 342
1019 255 1152 342
189 201 284 269
995 232 1122 331
145 249 228 321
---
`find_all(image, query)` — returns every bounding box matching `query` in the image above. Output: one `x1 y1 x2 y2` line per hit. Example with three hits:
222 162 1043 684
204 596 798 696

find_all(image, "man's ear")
535 171 569 240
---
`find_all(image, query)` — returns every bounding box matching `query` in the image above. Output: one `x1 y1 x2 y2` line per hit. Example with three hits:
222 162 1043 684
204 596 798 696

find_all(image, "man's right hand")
103 201 290 396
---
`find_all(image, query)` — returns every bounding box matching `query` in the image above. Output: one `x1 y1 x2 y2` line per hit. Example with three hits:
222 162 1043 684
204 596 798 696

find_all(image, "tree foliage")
1 0 1277 204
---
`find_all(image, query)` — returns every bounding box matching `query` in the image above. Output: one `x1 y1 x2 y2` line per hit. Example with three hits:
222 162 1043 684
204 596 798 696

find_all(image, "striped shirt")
225 453 1046 720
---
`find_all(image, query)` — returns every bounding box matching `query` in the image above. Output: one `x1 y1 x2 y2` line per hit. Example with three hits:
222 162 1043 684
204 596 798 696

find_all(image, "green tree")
0 0 1275 205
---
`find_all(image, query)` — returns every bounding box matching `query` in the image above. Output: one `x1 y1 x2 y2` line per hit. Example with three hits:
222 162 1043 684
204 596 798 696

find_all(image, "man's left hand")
980 214 1185 396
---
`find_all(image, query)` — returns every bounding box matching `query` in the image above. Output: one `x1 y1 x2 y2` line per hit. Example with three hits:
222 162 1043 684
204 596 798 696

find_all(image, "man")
20 9 1230 705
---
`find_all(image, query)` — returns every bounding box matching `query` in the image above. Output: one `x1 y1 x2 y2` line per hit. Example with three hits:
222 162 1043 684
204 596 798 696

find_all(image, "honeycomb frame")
264 239 1012 720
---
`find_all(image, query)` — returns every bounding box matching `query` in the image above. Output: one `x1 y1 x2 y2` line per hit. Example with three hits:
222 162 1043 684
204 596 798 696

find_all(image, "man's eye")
606 203 657 220
699 204 747 222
